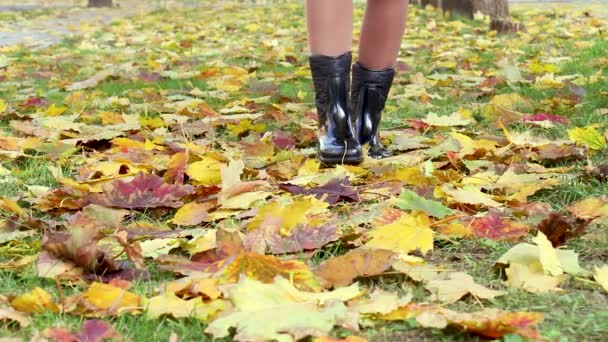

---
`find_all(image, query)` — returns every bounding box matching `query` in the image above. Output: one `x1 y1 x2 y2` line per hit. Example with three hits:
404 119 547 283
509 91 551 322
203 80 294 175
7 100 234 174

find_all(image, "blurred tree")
88 0 113 7
416 0 523 34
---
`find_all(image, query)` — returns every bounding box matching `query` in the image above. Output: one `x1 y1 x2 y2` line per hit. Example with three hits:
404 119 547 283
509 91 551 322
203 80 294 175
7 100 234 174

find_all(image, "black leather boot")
309 52 363 165
351 62 395 159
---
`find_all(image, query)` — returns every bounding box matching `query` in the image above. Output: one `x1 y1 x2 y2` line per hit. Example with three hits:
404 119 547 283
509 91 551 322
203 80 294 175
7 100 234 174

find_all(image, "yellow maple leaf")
146 292 228 321
84 282 141 311
568 126 607 150
365 213 434 255
10 287 59 314
44 104 68 116
170 202 212 226
247 196 329 235
186 157 225 186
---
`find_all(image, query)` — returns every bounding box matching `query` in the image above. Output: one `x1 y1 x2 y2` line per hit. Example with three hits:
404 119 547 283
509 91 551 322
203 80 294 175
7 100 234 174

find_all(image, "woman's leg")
306 0 353 56
358 0 409 70
306 0 362 164
352 0 408 159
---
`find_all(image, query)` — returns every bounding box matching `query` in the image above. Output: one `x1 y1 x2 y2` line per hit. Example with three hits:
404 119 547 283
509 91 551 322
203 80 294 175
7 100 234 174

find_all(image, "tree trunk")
88 0 113 7
441 0 509 19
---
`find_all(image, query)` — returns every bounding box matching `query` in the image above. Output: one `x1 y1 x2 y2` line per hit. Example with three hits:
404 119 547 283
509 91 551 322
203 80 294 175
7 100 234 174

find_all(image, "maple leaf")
81 282 142 314
314 248 396 288
146 293 228 321
441 185 502 208
381 304 544 340
469 210 529 241
349 289 412 316
566 197 608 222
425 272 506 303
170 202 213 226
266 223 340 254
221 252 321 292
206 276 360 342
45 320 119 342
10 287 59 314
568 126 607 150
91 173 195 209
246 196 329 235
279 178 360 205
365 213 434 255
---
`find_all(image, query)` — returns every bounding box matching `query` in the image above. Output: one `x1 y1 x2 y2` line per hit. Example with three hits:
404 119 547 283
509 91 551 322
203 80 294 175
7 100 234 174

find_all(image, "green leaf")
396 190 454 219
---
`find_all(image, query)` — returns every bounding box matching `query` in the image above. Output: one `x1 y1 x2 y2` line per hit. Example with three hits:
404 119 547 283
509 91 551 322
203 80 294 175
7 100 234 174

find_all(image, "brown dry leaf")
314 248 396 288
567 197 608 222
0 307 31 327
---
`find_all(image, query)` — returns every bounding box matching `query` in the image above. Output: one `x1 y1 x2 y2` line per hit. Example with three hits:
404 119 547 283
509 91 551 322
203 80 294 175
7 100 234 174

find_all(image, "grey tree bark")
416 0 523 34
88 0 113 7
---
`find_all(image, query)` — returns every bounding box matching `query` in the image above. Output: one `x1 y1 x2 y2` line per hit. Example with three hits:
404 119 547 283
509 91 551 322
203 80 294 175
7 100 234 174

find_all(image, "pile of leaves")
0 2 607 341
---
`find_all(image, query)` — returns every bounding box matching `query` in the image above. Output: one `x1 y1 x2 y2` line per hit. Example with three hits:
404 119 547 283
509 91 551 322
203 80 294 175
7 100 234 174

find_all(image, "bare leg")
306 0 353 56
359 0 408 70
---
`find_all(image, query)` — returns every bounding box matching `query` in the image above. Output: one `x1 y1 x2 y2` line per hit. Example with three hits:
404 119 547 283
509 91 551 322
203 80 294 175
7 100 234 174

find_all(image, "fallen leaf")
170 202 213 226
45 320 119 342
91 173 195 209
83 282 142 313
470 211 529 241
425 272 506 303
279 178 360 205
568 126 607 150
314 248 396 288
593 265 608 293
10 287 59 314
365 213 434 255
396 189 453 219
146 292 228 321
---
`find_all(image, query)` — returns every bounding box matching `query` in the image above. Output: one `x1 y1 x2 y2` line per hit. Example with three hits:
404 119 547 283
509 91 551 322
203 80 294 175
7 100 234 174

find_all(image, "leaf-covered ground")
1 2 608 341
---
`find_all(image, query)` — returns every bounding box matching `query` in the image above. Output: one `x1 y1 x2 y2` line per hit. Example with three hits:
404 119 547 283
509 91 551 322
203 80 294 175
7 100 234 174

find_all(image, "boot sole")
319 155 364 165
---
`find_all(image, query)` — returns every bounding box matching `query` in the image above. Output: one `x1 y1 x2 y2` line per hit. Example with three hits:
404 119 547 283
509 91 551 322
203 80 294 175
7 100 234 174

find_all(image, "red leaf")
91 173 195 209
522 113 569 125
470 210 529 241
20 97 49 108
46 320 118 342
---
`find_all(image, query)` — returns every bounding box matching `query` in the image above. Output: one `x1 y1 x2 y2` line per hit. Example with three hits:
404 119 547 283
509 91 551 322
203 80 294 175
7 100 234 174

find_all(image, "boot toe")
369 145 391 159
